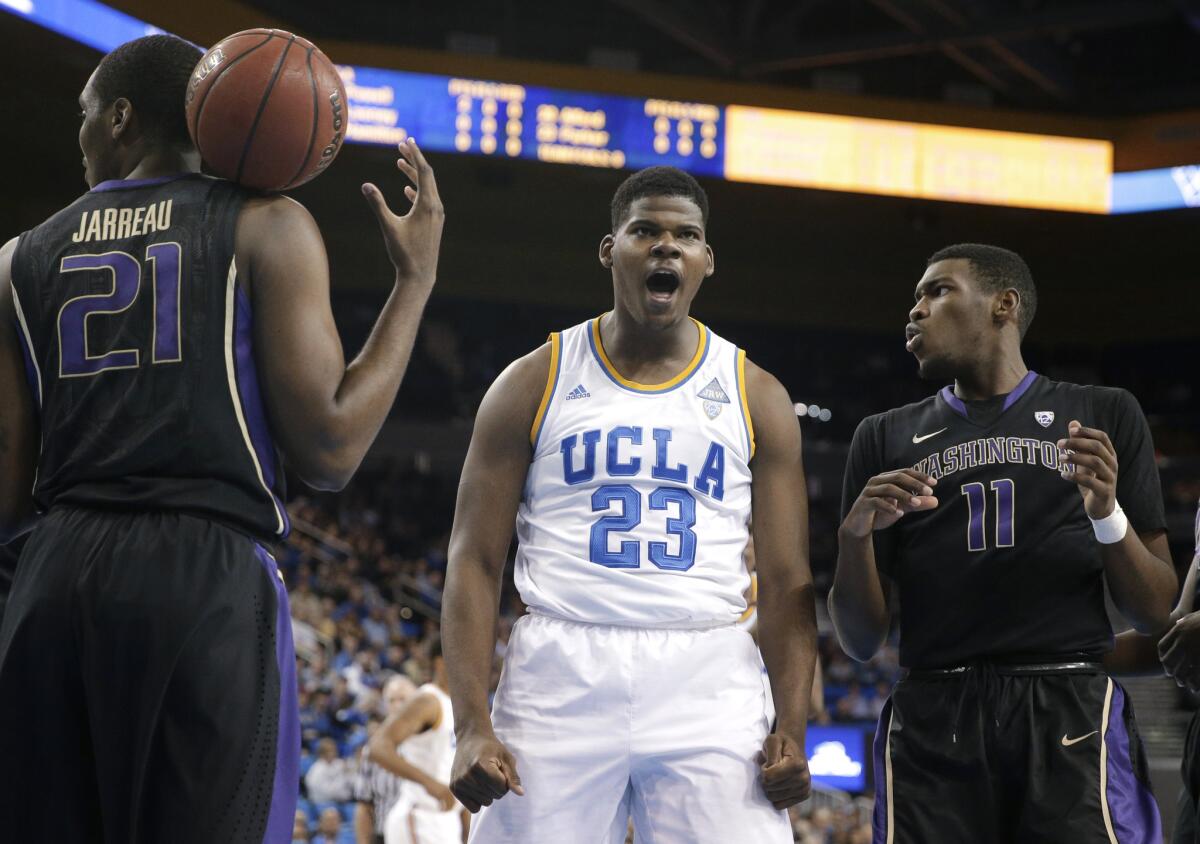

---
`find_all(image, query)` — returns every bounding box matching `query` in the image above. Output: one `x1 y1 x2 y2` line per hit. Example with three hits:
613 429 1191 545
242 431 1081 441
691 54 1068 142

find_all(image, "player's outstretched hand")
360 137 445 291
1057 420 1118 519
449 728 524 813
841 468 938 538
759 732 811 810
1159 610 1200 693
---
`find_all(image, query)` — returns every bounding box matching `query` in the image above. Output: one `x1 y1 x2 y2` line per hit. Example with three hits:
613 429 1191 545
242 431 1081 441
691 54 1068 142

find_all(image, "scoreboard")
7 0 1197 213
339 64 1112 213
340 66 723 178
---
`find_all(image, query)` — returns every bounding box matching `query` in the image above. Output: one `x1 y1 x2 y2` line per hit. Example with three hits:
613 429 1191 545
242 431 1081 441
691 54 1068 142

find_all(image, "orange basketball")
185 29 348 192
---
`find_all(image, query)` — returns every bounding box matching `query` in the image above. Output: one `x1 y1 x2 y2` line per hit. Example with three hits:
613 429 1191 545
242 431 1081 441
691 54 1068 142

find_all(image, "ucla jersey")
515 316 754 628
401 683 456 810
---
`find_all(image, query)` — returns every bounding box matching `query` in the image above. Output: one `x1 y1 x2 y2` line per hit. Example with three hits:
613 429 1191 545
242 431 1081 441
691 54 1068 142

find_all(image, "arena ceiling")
243 0 1200 116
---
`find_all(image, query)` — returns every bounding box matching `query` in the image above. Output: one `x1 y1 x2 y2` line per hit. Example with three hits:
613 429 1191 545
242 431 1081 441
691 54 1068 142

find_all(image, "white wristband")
1090 502 1128 545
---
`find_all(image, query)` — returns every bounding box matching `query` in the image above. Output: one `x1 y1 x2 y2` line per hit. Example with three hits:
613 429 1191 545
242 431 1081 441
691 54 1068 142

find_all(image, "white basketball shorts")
468 613 791 843
384 800 463 844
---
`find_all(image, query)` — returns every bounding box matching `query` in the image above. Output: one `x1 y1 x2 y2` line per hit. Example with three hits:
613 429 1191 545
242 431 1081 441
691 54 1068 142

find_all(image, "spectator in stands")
306 738 354 804
312 806 346 844
293 808 311 843
835 682 874 722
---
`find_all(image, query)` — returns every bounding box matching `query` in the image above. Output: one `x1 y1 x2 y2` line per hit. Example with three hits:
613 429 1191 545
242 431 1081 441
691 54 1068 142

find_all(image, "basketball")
185 29 347 192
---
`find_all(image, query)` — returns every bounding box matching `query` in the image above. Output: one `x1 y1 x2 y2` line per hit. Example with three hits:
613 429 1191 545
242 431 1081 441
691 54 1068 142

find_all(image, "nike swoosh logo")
912 428 948 444
1061 731 1098 747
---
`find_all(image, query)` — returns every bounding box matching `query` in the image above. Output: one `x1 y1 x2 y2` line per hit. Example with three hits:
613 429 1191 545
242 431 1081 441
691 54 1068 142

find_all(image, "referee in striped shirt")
355 675 418 844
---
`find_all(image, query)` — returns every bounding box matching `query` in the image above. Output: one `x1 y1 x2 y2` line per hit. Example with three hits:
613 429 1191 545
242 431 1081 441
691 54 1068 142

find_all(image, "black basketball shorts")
0 506 298 843
871 660 1160 843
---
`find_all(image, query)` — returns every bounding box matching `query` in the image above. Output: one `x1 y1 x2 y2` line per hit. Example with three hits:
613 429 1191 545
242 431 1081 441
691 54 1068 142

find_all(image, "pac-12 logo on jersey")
1035 411 1055 427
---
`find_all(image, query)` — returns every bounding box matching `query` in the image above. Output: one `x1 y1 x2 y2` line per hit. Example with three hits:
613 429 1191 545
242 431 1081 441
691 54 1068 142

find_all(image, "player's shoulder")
19 190 98 242
1037 376 1141 416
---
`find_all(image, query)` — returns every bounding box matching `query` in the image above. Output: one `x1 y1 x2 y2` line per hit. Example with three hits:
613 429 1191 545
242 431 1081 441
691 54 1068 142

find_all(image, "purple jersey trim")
89 173 194 192
234 285 290 536
939 370 1039 419
256 545 299 844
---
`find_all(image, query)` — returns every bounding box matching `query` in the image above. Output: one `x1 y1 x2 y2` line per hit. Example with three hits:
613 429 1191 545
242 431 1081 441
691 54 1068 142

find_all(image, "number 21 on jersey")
57 245 183 377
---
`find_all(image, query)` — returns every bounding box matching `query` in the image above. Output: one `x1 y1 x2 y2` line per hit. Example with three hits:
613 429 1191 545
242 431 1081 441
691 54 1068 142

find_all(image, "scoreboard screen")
9 0 1191 214
341 66 723 178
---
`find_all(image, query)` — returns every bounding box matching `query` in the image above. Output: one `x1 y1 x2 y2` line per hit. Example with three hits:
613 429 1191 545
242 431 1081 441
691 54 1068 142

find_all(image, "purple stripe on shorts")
234 286 290 535
1105 683 1162 844
871 698 892 844
256 545 299 844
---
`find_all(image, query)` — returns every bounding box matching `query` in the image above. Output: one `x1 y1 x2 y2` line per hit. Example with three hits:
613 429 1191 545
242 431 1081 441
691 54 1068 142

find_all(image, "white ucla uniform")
384 684 463 844
470 316 790 844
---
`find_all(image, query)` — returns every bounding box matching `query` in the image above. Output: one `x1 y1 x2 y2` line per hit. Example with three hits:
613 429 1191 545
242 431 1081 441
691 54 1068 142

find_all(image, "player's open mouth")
645 269 681 303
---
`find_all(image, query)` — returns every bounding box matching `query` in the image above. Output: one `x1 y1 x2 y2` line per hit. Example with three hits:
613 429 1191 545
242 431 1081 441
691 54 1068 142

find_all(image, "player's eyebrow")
914 275 952 301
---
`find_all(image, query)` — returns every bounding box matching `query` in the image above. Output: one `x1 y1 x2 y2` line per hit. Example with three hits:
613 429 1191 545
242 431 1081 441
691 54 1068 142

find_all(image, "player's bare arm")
236 138 444 490
352 802 374 844
745 359 815 810
0 237 38 542
1160 554 1200 692
367 692 457 812
1058 420 1176 632
443 344 550 812
830 462 937 661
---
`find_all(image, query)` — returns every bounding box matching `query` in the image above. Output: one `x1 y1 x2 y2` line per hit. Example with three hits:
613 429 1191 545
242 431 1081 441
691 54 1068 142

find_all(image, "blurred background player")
355 674 418 844
367 638 466 844
831 243 1175 842
442 166 817 842
0 33 444 843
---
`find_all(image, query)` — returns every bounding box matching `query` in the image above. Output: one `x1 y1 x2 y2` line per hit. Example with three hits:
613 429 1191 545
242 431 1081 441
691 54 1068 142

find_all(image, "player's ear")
705 243 715 278
110 97 133 141
598 234 614 269
994 287 1020 327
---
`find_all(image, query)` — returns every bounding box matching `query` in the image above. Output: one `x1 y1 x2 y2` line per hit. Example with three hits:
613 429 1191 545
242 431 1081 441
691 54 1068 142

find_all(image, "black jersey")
840 372 1165 669
9 173 288 541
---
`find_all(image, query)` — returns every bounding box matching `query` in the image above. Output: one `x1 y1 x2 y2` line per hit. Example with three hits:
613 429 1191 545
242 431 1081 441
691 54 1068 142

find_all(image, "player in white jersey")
367 640 466 844
442 166 817 842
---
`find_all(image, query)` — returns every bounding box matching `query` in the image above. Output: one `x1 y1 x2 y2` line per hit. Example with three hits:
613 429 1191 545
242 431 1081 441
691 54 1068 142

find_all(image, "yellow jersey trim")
589 314 709 393
737 348 756 459
530 332 562 447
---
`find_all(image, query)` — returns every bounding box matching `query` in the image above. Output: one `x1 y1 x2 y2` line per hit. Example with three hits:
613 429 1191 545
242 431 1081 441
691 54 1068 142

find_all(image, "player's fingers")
1057 437 1117 471
396 157 419 183
360 182 395 222
873 472 935 495
761 733 783 768
866 483 927 505
1158 622 1180 653
405 139 444 207
888 467 937 487
404 185 417 202
1060 452 1114 481
1059 470 1104 491
450 782 485 812
1067 421 1115 452
499 750 525 796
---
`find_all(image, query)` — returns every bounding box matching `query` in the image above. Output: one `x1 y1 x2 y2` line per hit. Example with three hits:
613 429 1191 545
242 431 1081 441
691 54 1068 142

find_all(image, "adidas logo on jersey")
697 378 730 419
566 384 591 400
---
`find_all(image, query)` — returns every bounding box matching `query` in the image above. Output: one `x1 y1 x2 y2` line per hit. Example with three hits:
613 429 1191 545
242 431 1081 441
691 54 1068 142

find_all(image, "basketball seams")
282 47 320 191
189 30 276 162
234 33 298 184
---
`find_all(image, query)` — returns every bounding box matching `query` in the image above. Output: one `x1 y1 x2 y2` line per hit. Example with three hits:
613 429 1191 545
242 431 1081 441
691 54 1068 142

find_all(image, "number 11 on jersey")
961 479 1015 551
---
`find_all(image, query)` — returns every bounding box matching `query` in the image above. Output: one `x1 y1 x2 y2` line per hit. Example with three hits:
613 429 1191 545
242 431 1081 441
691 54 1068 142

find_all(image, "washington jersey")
9 174 288 541
515 316 755 628
401 684 456 811
841 372 1165 669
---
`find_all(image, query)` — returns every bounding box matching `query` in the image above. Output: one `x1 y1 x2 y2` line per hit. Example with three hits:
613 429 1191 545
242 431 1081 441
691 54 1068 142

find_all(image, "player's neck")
952 351 1029 401
599 309 699 369
119 147 203 183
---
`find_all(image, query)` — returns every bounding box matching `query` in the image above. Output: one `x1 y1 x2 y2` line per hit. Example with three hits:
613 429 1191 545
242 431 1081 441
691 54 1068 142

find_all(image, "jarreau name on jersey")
912 435 1072 481
72 200 174 243
559 426 727 500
